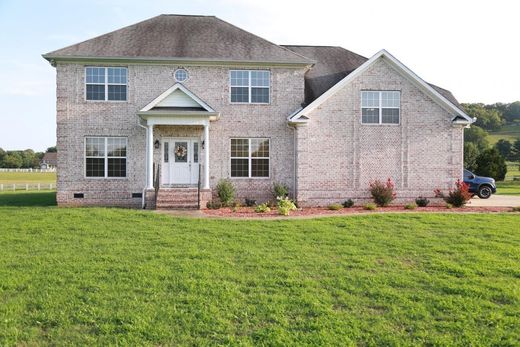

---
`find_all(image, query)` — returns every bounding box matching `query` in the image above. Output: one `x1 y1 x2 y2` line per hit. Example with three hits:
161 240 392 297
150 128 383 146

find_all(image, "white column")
147 125 154 189
203 123 210 189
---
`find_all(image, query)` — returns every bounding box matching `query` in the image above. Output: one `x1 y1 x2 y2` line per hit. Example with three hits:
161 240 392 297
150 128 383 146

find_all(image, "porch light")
201 140 205 149
154 140 160 149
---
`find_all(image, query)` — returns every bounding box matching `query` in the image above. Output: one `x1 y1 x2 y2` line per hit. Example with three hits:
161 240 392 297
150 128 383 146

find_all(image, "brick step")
156 204 199 209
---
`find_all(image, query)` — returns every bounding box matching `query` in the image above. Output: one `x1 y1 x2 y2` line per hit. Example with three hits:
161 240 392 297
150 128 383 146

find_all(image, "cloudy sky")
0 0 518 151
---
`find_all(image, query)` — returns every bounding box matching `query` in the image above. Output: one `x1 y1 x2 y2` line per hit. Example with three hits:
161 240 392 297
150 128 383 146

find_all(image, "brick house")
43 14 474 208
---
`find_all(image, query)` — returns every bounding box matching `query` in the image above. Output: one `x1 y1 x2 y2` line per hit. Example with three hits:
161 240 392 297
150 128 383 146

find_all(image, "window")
174 68 188 82
361 91 400 124
85 137 127 178
230 70 270 103
86 67 127 101
231 138 269 178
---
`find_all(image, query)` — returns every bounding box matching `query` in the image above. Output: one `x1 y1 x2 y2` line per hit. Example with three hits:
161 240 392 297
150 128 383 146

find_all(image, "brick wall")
295 58 464 206
55 63 305 206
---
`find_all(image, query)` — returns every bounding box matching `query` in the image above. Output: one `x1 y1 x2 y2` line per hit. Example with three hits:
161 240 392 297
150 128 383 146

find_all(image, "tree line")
463 101 520 180
0 146 56 169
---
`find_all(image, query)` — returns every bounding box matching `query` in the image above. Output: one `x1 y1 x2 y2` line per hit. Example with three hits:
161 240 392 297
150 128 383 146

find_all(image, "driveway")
468 195 520 207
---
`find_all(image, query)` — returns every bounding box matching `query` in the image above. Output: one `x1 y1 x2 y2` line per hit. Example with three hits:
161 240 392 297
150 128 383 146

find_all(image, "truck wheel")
477 185 492 199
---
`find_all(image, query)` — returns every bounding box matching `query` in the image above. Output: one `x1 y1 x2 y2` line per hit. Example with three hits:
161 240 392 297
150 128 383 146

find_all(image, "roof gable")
141 83 215 112
44 15 313 66
288 49 473 124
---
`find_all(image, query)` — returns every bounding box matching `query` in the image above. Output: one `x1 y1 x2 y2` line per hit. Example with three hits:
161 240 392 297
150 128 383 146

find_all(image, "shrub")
404 203 417 210
364 203 377 211
206 201 222 209
475 147 507 181
255 203 271 213
342 199 354 208
511 206 520 212
328 203 343 210
369 178 396 206
434 179 472 207
272 182 289 199
216 179 235 207
415 197 430 207
277 197 297 216
231 201 241 212
446 203 453 209
245 198 256 207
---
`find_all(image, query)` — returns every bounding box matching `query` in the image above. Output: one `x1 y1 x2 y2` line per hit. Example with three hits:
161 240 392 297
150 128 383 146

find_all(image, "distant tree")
21 149 36 168
46 146 57 153
464 125 489 151
511 139 520 162
503 101 520 123
0 148 5 161
462 103 503 131
495 139 512 159
475 148 507 181
2 153 23 168
464 142 479 171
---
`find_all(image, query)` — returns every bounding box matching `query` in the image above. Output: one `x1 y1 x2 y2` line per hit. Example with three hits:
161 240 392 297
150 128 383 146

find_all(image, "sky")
0 0 518 151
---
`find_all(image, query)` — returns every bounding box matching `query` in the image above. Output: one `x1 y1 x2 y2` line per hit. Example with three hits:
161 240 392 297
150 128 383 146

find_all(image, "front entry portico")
138 83 220 208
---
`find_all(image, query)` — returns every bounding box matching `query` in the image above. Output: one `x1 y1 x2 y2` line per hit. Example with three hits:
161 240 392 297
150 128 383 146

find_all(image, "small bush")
245 198 256 207
446 203 453 209
342 199 354 208
369 178 396 206
277 197 297 216
511 206 520 212
231 201 241 212
364 203 377 211
255 203 271 213
272 182 289 199
434 179 472 207
216 179 235 207
206 201 222 209
415 197 430 207
328 203 343 210
404 203 417 210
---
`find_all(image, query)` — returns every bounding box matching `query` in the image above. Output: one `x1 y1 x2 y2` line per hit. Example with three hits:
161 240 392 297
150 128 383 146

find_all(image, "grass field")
0 171 56 184
0 192 519 345
488 124 520 145
496 180 520 195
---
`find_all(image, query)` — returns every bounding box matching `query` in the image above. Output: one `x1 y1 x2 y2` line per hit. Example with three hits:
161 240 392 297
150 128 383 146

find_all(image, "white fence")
0 183 55 191
0 168 56 173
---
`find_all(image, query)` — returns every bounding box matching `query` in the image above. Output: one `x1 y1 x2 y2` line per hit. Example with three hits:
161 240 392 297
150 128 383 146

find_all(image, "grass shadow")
0 191 57 207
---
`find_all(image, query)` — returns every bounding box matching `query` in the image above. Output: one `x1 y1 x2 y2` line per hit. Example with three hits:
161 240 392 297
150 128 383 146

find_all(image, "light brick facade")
55 63 304 207
294 59 464 206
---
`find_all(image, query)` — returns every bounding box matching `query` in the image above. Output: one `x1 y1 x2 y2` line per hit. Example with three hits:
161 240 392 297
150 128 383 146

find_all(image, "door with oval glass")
161 138 199 185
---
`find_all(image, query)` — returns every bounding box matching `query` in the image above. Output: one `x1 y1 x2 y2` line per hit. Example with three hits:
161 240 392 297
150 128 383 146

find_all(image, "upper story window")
230 138 270 178
361 91 400 124
85 137 127 178
230 70 270 104
85 67 127 101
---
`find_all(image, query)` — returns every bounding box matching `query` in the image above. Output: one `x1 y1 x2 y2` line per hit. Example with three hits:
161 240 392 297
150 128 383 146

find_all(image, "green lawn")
496 180 520 195
0 193 519 345
488 124 520 145
0 171 56 184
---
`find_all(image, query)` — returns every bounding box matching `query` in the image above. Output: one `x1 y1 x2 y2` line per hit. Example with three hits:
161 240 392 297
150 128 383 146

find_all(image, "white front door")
162 138 200 185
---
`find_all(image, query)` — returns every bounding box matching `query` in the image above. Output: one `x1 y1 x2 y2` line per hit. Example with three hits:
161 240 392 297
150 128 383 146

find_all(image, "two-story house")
43 14 474 208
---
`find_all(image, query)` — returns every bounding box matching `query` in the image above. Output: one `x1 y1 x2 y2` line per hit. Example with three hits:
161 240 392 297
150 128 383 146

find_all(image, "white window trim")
229 70 270 104
360 90 401 125
85 137 128 179
85 67 128 102
230 138 270 179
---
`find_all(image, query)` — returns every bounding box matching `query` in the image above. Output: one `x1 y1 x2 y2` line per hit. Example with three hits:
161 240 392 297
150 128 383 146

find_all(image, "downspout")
137 118 148 209
287 123 297 202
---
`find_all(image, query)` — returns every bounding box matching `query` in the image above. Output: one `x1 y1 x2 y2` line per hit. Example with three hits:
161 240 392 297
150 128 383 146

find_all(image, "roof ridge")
160 14 215 17
212 17 314 64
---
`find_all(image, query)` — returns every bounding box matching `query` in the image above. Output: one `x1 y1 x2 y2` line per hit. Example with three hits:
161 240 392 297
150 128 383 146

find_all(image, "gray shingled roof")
44 15 313 65
284 45 463 110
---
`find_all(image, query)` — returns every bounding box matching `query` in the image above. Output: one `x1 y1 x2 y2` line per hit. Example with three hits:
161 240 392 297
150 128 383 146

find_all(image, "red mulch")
203 205 513 218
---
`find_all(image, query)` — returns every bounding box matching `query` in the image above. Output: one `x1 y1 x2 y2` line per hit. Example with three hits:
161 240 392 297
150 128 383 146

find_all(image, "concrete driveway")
468 195 520 207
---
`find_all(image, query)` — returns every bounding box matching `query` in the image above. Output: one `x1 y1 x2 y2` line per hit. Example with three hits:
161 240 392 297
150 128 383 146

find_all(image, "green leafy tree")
503 101 520 123
462 103 503 131
475 148 507 181
511 139 520 162
495 139 512 159
2 153 23 168
46 146 57 153
464 125 489 151
464 142 479 171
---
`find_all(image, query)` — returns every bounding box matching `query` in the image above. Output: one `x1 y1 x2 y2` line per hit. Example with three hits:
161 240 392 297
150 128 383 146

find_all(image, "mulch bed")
203 205 514 218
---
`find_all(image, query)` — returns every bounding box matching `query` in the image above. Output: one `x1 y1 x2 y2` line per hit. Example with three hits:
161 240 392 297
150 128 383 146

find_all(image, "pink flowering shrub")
434 179 472 207
369 178 397 207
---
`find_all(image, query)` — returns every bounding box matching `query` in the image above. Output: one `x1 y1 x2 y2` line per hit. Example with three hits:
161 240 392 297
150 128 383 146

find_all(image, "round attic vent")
174 68 188 82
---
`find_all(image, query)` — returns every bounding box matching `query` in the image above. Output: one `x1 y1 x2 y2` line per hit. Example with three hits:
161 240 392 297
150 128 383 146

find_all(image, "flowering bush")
277 197 297 216
255 203 271 213
434 180 472 207
369 178 397 207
